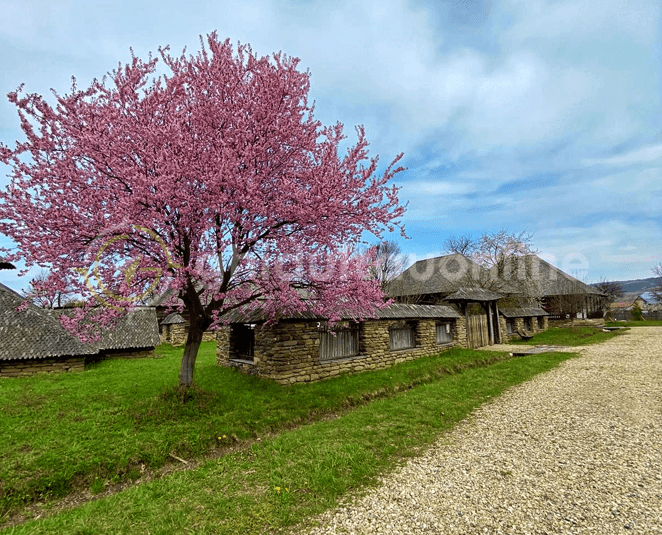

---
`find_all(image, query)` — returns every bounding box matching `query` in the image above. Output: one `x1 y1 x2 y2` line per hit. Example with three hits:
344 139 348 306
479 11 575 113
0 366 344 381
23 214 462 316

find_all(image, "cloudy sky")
1 0 661 292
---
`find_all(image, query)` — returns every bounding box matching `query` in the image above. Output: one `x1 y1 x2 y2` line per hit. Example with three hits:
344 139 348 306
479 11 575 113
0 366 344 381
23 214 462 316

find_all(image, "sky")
0 0 661 293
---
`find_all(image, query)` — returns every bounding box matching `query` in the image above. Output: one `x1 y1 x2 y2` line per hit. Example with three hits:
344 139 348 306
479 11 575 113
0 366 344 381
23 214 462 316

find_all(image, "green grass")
0 342 525 518
605 320 662 327
509 326 627 346
2 351 576 534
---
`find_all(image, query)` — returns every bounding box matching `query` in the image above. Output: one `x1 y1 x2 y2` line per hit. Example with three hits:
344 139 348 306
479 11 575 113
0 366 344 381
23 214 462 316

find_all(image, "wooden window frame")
319 322 359 361
389 321 416 351
436 321 454 344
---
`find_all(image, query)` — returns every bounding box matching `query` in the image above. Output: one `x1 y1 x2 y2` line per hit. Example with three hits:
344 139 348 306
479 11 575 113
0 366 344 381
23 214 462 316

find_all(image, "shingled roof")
221 303 461 323
499 307 549 318
0 283 98 361
500 255 605 297
161 312 186 325
386 254 487 297
95 307 161 350
445 287 502 301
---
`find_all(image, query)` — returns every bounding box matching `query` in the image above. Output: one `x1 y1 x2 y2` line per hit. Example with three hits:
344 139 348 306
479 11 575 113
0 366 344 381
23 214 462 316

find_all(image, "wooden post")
494 301 501 344
486 301 494 345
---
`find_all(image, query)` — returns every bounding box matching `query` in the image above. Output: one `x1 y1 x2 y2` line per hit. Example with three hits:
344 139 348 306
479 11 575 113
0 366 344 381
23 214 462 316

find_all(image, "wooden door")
467 314 490 348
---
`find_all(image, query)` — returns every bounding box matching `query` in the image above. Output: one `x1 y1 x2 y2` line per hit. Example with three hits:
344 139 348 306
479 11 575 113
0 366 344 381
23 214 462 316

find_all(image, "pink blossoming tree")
0 33 406 388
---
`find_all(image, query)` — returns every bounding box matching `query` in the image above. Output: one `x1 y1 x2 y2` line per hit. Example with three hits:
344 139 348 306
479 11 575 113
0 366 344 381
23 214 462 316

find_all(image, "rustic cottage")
217 303 463 384
498 307 549 341
148 290 216 346
1 282 97 377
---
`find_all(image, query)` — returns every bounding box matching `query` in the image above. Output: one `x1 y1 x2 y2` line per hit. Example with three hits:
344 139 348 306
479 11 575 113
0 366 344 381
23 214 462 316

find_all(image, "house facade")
216 304 464 385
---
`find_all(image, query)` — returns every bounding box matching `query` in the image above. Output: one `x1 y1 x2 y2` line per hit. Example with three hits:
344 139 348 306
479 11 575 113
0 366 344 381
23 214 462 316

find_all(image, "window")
506 320 513 334
436 321 453 344
523 318 532 331
389 322 416 351
319 323 359 361
234 324 255 360
537 317 544 330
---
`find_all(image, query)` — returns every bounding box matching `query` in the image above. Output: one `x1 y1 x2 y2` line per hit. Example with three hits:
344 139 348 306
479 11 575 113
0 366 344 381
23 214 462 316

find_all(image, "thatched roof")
499 307 549 318
0 283 97 361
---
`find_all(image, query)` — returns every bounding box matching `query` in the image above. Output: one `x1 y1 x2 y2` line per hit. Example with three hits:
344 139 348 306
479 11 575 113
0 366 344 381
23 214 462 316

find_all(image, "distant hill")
593 277 661 294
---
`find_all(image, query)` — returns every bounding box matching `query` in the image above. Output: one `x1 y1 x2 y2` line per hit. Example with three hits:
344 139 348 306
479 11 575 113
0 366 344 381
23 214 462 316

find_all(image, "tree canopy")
0 33 406 387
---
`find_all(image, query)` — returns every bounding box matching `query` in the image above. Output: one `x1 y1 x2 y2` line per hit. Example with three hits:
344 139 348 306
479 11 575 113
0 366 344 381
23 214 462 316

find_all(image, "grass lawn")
509 325 627 346
1 341 534 519
1 348 577 535
605 320 662 327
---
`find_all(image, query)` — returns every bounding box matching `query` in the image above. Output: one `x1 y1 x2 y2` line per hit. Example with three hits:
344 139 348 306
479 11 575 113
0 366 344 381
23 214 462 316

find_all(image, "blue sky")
1 0 661 292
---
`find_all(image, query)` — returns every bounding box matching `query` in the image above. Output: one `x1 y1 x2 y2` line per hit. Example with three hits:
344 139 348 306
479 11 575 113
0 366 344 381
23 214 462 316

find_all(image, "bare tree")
443 234 477 257
369 241 408 292
444 229 541 304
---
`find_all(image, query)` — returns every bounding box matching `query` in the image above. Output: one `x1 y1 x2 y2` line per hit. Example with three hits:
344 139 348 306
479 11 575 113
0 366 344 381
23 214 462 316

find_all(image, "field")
509 325 627 346
1 341 577 534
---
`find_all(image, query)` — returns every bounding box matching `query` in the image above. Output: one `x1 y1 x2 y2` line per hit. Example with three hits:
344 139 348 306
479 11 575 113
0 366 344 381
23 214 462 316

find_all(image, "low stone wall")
0 356 86 378
217 318 462 385
165 324 216 346
499 315 549 342
98 348 156 360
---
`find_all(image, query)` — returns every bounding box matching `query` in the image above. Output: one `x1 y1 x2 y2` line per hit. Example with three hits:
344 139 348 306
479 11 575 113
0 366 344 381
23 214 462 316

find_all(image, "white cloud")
582 144 662 167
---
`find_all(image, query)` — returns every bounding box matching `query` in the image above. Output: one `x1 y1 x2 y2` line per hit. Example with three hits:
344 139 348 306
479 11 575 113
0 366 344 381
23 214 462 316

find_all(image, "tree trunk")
179 324 204 388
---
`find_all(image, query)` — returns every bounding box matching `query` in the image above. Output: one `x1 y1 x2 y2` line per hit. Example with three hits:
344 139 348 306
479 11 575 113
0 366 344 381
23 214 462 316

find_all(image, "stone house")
1 281 161 377
217 303 463 385
148 290 216 346
1 282 96 377
498 307 549 342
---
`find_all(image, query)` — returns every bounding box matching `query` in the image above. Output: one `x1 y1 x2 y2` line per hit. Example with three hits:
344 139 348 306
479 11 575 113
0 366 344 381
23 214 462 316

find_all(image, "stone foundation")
0 356 86 378
217 318 461 385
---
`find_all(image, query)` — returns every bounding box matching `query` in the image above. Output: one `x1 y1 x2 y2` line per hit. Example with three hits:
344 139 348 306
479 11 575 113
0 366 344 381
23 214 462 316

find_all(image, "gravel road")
302 327 662 534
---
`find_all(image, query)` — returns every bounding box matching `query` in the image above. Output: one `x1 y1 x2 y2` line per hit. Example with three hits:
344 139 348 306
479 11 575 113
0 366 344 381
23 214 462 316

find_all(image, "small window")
506 320 513 334
523 318 532 331
319 323 359 361
436 322 453 344
389 322 416 351
537 317 544 330
234 324 255 360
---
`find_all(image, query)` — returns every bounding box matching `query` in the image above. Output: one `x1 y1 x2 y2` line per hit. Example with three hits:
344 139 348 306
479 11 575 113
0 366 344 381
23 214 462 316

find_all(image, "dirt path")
302 327 662 534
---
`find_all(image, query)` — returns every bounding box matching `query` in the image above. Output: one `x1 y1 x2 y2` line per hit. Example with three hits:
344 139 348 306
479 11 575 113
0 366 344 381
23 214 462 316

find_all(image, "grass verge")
509 326 626 346
605 320 662 327
1 342 524 517
2 351 577 534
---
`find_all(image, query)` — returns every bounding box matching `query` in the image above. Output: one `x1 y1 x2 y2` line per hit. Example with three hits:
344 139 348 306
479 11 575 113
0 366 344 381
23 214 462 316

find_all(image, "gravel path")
302 327 662 534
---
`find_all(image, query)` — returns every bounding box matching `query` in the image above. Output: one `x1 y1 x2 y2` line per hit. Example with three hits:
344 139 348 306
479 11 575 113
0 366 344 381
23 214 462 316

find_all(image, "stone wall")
166 324 216 346
0 356 86 378
217 318 460 385
98 348 156 360
499 315 549 342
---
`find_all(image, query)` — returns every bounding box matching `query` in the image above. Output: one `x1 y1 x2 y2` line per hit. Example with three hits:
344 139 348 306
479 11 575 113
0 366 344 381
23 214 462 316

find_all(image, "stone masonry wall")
217 318 460 385
499 315 549 342
168 324 216 346
0 356 85 378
